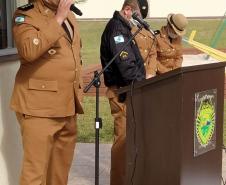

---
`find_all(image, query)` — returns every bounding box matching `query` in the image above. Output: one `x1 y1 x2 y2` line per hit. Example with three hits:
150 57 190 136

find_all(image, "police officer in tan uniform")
131 0 158 78
156 13 188 74
11 0 83 184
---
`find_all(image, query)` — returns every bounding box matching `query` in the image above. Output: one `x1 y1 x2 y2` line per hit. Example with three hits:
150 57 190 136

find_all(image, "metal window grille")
0 0 27 57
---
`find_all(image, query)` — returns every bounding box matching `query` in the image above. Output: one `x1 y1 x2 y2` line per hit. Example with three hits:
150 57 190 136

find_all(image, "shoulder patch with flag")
114 35 124 44
15 16 25 24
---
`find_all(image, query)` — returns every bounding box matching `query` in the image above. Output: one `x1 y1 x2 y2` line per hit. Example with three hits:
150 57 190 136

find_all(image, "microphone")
132 12 155 36
70 4 83 16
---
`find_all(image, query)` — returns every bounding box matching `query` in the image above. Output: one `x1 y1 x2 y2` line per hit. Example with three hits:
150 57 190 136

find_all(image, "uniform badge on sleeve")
48 49 57 55
114 35 124 44
120 51 129 60
33 38 40 45
15 16 25 24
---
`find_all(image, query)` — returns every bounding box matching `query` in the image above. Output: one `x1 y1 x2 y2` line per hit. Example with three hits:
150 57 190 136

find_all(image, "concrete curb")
69 143 226 185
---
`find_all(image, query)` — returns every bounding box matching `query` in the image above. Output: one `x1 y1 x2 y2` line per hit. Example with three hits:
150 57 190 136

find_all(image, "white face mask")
129 10 142 27
129 18 139 27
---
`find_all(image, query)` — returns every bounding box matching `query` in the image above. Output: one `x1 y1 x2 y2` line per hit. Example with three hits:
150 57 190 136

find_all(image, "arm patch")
114 35 125 44
15 15 25 24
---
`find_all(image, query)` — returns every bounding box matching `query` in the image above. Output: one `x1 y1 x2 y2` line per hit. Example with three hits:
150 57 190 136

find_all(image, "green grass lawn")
77 96 113 143
78 96 226 146
77 19 226 144
78 19 226 67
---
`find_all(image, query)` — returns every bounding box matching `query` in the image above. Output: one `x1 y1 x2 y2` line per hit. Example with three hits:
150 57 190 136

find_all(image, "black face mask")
167 24 179 39
137 0 149 19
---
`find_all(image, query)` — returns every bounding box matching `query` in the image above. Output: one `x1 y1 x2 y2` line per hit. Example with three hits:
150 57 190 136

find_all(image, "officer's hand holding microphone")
55 0 74 25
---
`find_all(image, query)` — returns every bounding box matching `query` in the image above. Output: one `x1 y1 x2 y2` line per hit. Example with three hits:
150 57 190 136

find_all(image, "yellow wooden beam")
184 30 226 62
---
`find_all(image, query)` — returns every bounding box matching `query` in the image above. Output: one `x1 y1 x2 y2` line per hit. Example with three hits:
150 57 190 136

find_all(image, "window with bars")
0 0 17 49
0 0 7 49
0 0 28 57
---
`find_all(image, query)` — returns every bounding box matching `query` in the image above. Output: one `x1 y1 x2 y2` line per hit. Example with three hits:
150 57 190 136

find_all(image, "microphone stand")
83 24 144 185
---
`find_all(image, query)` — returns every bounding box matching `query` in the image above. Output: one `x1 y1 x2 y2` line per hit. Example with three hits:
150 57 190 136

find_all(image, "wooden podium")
118 63 225 185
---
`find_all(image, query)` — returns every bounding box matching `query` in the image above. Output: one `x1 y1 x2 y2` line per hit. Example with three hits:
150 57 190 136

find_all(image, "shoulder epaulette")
18 3 34 11
154 30 160 35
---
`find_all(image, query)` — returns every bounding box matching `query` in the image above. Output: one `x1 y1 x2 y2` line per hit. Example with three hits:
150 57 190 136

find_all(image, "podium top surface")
118 62 226 94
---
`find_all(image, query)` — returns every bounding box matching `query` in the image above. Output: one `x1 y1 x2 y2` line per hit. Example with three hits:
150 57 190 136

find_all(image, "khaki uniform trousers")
16 113 77 185
107 87 126 185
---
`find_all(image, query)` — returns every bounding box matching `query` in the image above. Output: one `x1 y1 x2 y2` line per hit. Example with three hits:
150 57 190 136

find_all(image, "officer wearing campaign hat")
156 13 188 74
167 13 188 36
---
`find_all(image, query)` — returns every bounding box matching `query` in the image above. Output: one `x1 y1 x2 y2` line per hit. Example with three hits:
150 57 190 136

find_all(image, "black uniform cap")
137 0 149 19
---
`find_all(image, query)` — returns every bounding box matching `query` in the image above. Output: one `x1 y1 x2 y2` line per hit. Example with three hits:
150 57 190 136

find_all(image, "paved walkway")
69 143 226 185
69 144 111 185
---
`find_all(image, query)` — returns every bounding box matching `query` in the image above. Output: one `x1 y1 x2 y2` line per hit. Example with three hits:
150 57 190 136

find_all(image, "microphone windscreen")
70 5 83 16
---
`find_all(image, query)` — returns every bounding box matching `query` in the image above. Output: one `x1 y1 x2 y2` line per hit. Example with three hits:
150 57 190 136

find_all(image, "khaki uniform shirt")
132 27 157 76
156 26 183 74
10 1 83 117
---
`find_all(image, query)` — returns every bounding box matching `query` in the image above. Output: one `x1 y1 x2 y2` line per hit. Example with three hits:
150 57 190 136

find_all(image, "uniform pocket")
109 96 126 116
28 78 58 92
27 79 58 110
106 87 117 98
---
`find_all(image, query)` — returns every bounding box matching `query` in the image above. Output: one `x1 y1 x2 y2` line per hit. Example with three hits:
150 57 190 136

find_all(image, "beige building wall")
0 61 22 185
13 0 226 18
16 0 28 7
0 3 25 185
77 0 226 18
150 0 226 17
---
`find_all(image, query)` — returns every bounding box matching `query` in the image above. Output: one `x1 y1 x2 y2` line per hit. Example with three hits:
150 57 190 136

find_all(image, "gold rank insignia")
120 51 129 60
48 49 56 55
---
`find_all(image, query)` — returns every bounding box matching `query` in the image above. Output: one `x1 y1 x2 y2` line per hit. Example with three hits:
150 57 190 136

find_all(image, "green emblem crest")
195 99 215 147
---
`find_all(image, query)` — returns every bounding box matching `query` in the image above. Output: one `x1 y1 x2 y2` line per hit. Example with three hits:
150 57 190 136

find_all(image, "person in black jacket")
101 3 145 88
100 0 145 184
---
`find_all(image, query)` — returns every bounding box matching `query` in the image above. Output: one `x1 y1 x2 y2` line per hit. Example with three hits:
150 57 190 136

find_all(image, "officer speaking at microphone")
100 0 146 185
10 0 83 184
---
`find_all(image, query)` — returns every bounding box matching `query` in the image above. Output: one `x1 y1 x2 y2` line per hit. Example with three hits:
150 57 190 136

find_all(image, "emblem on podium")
194 89 217 157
